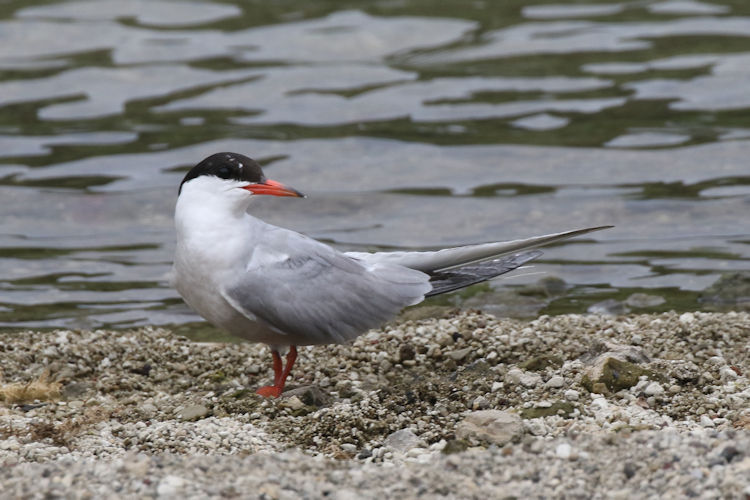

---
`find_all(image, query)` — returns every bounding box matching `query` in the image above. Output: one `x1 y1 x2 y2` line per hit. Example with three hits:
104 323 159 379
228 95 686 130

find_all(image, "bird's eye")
216 166 232 179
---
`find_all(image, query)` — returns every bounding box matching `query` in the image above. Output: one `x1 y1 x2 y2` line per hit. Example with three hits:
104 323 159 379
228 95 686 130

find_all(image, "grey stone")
383 429 424 453
545 375 565 388
506 368 542 388
456 410 523 446
644 382 665 397
445 347 472 362
177 404 210 421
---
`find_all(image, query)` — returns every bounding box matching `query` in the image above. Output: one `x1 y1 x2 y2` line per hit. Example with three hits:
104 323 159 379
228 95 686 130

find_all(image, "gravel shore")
1 310 748 498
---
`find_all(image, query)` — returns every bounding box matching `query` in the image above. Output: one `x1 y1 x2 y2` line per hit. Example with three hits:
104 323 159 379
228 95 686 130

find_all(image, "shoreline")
1 310 748 497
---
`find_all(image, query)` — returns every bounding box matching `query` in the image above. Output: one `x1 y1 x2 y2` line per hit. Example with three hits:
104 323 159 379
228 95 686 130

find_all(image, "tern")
172 152 611 397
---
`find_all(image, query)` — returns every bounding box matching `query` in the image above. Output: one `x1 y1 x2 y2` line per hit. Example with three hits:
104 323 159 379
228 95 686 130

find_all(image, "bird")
171 152 611 397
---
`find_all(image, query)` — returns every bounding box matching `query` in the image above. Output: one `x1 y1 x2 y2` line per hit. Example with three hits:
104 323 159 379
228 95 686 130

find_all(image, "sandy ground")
0 310 748 498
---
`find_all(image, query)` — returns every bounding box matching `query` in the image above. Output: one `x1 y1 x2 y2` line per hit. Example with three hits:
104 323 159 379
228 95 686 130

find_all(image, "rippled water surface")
2 0 749 333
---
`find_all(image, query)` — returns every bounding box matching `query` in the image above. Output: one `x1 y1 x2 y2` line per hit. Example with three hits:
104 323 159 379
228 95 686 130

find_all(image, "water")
1 0 749 334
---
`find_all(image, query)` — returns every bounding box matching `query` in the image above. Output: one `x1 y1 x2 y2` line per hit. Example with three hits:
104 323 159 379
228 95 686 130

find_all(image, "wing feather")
347 226 612 272
222 233 430 345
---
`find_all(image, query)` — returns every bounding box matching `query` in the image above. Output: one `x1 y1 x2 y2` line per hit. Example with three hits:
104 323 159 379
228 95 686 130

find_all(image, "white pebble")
564 389 580 401
719 367 738 380
556 442 572 459
157 475 186 496
644 382 665 397
679 312 695 324
545 376 565 389
700 415 715 428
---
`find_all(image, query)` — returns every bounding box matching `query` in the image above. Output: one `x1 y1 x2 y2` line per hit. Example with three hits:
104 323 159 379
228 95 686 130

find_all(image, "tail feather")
425 250 542 297
347 225 613 273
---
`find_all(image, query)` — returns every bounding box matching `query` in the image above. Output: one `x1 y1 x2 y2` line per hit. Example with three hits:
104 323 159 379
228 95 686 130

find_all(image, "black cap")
179 152 266 194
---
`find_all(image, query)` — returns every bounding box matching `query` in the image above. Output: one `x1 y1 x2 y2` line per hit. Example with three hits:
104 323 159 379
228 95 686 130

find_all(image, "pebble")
700 415 715 428
472 396 490 410
643 382 665 397
177 405 210 421
383 429 423 453
719 366 738 380
545 376 565 389
446 347 471 362
280 396 305 411
556 442 572 459
564 390 580 401
679 312 695 324
456 410 523 446
0 311 747 498
157 475 187 496
506 368 542 388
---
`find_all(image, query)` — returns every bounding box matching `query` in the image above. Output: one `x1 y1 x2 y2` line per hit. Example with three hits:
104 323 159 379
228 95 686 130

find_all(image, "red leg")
256 346 298 398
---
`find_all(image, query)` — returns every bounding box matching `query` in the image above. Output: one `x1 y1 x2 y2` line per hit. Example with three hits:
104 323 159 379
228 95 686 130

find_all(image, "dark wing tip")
426 250 542 297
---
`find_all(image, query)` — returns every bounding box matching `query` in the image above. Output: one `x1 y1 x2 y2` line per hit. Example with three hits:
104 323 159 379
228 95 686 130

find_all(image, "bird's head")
178 152 304 211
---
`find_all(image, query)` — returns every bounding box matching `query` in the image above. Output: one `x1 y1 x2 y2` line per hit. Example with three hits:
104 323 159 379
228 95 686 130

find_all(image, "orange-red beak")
242 179 305 198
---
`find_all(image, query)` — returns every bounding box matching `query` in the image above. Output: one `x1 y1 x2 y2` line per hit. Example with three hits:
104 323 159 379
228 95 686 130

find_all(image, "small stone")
519 401 574 419
384 429 424 453
623 462 637 479
0 438 20 451
472 396 490 410
506 368 541 388
456 410 523 446
719 366 738 380
545 376 565 389
177 404 210 421
398 344 415 362
527 439 545 454
521 355 563 372
679 312 695 323
581 345 652 393
643 382 664 397
279 395 305 411
67 400 84 410
556 442 572 459
141 402 158 416
157 475 186 496
340 443 357 453
446 347 472 362
436 332 453 347
442 440 468 454
491 382 503 393
700 415 715 428
564 389 580 401
526 419 547 436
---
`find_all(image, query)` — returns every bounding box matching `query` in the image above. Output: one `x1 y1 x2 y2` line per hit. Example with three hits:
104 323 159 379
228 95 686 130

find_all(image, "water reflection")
0 0 749 331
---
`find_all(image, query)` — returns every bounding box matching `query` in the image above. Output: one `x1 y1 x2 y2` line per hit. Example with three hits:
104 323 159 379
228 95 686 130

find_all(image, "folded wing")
221 231 431 345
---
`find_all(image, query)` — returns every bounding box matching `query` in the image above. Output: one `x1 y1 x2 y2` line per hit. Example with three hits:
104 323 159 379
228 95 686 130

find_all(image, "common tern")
172 152 611 397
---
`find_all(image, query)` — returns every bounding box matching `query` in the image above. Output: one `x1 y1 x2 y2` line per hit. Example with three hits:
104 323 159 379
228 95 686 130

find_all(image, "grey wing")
221 236 431 345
